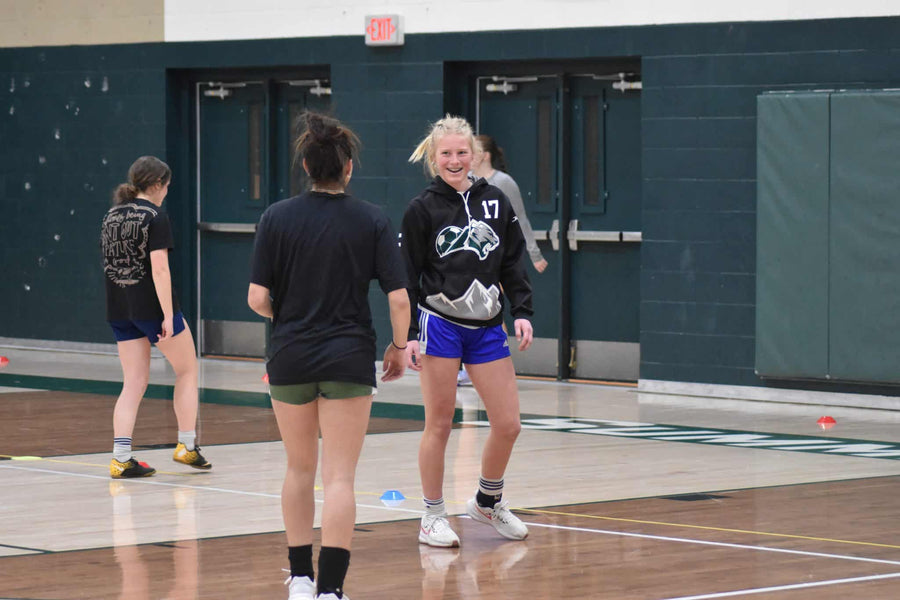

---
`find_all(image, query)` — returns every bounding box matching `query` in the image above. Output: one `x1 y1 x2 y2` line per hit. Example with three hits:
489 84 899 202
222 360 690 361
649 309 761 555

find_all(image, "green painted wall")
3 17 900 393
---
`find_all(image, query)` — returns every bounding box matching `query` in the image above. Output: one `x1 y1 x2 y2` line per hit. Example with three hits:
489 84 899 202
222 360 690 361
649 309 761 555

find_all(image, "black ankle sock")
317 546 351 598
476 490 501 508
288 544 314 579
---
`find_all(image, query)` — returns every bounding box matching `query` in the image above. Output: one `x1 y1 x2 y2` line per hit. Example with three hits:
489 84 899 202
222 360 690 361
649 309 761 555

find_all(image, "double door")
476 73 642 380
195 79 330 357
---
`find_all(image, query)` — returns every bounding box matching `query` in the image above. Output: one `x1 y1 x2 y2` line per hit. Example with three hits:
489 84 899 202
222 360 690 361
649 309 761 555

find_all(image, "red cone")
817 416 836 430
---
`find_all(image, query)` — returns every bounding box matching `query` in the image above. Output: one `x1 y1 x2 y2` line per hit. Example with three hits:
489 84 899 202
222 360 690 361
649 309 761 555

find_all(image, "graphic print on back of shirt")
102 204 158 287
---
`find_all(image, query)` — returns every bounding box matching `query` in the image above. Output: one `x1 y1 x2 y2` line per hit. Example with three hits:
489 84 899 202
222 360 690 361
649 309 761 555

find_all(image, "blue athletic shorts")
109 311 186 344
417 309 510 364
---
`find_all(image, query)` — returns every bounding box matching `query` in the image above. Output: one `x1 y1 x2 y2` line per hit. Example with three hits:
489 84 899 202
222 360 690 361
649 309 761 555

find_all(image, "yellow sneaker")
110 457 156 479
172 443 212 470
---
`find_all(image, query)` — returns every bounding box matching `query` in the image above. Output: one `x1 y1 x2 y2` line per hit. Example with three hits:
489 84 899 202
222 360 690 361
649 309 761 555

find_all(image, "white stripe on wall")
164 0 900 42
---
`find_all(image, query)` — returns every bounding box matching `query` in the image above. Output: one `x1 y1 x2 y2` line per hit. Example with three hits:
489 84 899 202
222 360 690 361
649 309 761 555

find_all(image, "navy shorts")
109 312 186 344
417 309 510 364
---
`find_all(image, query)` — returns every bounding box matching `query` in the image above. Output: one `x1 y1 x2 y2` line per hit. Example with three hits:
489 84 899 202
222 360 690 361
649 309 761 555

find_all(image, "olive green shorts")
269 381 375 405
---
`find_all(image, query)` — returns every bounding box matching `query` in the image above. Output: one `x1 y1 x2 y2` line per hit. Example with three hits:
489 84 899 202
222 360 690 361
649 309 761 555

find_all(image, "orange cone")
817 416 836 430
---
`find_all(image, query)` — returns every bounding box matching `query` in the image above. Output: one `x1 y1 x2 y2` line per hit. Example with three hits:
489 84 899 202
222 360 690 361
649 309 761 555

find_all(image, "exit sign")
365 14 404 46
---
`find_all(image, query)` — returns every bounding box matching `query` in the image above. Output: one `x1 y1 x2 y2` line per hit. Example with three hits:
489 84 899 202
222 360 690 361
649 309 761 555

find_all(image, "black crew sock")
476 489 501 509
317 546 351 598
288 544 314 579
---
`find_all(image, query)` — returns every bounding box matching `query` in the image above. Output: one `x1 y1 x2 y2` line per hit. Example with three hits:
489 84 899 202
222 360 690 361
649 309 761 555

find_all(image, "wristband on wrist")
390 340 407 350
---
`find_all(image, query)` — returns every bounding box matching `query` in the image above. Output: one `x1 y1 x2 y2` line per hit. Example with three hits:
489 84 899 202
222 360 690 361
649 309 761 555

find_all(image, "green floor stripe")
1 373 152 396
9 373 900 461
0 373 270 406
0 372 449 420
198 387 270 407
370 401 423 421
460 417 900 462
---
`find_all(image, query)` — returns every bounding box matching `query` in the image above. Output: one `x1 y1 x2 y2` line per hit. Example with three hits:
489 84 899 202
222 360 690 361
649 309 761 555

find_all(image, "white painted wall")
164 0 900 42
0 0 164 48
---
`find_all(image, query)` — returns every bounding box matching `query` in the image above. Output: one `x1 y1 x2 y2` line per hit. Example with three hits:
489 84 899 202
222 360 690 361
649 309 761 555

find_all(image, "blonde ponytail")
408 137 436 176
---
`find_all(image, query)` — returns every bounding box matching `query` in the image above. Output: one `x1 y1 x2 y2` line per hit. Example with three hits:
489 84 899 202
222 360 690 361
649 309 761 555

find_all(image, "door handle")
567 219 642 251
197 222 257 233
532 219 561 251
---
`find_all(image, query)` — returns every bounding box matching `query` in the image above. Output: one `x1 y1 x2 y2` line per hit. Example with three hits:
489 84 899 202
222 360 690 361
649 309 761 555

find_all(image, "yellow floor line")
516 375 637 387
2 454 206 477
516 507 900 550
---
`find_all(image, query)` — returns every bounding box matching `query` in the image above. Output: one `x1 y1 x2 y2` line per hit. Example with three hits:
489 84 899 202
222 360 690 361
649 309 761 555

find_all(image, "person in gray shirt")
472 135 548 273
458 134 549 387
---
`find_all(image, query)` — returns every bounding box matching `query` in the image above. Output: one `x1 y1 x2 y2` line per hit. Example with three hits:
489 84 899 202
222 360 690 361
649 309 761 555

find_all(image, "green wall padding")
829 92 900 383
757 90 900 384
756 93 830 378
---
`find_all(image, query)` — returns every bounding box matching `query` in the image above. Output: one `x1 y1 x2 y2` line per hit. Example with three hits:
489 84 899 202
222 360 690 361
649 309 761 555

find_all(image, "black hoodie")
400 176 533 341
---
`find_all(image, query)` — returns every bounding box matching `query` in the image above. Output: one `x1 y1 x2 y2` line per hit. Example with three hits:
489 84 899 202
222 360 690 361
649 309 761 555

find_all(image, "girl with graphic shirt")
248 112 410 600
402 115 534 548
101 156 210 479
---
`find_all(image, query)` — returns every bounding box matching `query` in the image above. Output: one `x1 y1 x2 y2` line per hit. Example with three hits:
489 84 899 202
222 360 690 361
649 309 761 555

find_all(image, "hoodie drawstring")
458 190 473 225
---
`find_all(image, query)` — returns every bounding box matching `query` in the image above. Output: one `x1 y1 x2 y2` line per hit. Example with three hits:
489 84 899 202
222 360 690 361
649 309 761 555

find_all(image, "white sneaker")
457 368 472 386
466 498 528 540
284 574 315 600
316 594 349 600
418 512 461 547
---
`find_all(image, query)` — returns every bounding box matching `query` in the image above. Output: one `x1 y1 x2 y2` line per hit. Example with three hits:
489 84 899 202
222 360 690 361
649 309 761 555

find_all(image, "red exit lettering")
367 17 396 42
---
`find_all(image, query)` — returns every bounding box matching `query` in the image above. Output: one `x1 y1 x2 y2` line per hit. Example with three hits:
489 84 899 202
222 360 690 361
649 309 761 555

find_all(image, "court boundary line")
0 542 47 554
518 507 900 550
6 459 900 600
5 456 900 552
524 521 900 566
0 463 423 516
659 571 900 599
6 460 900 556
8 446 900 506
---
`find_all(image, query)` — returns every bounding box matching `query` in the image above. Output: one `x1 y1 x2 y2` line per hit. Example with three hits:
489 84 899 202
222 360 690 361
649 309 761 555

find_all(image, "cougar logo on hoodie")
435 218 500 260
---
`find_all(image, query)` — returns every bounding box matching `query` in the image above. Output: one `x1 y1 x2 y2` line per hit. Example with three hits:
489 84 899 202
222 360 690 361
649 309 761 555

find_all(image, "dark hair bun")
293 112 360 186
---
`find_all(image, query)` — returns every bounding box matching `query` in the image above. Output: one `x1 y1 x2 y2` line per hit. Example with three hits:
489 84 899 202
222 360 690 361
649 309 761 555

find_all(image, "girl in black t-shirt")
248 113 410 600
101 156 211 479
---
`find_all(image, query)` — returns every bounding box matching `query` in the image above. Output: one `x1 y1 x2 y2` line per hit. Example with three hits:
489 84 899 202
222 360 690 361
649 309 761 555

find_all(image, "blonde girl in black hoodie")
401 115 534 548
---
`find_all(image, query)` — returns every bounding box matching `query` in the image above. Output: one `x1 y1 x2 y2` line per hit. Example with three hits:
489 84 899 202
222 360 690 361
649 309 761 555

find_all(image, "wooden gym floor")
2 347 900 599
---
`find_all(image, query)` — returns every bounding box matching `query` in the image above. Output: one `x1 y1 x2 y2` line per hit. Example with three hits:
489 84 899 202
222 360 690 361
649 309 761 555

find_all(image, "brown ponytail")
112 156 171 205
112 183 139 205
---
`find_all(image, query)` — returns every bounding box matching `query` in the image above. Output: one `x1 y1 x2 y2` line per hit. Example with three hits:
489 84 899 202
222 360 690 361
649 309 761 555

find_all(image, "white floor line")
1 464 282 498
523 521 900 567
659 571 900 599
6 464 900 552
0 463 424 516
